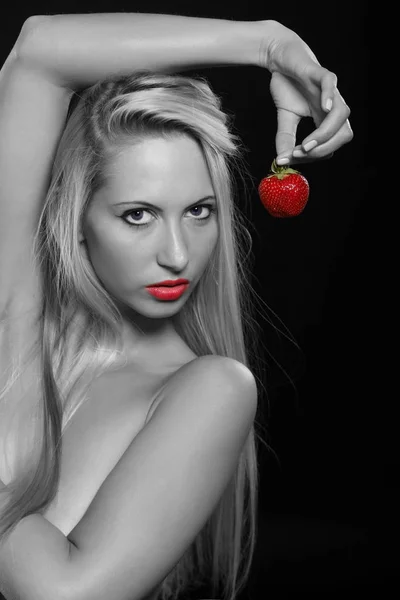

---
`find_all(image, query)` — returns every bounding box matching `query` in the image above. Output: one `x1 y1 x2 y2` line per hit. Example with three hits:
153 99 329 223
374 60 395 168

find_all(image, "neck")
119 313 178 359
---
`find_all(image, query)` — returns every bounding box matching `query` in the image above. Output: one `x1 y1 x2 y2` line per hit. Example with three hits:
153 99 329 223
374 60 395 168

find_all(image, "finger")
320 70 338 113
307 65 338 113
301 89 351 152
275 108 301 165
321 74 338 113
292 118 354 162
289 151 335 166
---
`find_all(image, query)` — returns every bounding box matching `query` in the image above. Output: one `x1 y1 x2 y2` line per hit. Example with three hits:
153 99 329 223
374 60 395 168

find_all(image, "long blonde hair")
0 70 281 600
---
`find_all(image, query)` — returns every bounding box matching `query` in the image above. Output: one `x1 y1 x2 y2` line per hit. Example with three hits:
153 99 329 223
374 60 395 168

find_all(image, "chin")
120 301 183 319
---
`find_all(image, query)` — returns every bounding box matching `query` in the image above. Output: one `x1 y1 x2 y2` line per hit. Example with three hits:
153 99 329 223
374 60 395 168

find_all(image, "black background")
2 2 395 597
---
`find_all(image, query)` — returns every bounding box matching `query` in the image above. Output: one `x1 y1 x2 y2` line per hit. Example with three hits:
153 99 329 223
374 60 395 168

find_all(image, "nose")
156 223 189 272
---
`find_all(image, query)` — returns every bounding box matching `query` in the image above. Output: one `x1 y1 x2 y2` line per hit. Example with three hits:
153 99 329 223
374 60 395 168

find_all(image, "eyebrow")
114 196 217 211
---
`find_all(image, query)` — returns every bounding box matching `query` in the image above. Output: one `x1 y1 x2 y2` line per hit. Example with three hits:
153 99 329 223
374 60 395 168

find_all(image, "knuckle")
343 122 354 143
327 70 338 86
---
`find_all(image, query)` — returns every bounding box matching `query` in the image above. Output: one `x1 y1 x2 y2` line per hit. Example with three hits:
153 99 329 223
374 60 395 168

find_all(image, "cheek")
84 228 140 289
198 224 219 267
206 222 219 253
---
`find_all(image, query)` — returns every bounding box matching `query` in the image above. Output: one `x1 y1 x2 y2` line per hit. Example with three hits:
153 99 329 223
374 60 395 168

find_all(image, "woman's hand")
259 20 353 165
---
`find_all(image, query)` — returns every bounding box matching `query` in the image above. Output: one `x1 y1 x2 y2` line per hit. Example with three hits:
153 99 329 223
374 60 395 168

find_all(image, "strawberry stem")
270 159 301 179
271 159 300 175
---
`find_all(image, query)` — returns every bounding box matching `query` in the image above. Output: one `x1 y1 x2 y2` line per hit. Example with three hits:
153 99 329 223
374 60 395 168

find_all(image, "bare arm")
0 356 257 600
0 13 351 313
0 13 261 599
0 13 261 313
20 13 261 87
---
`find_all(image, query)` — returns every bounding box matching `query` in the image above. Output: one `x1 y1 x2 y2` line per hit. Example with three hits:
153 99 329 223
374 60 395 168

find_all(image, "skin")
79 133 219 359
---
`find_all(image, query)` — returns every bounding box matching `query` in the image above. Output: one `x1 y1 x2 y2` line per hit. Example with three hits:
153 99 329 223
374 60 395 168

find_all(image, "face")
80 134 218 336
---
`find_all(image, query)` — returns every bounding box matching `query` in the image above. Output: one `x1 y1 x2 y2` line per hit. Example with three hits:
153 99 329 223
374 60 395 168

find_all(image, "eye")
188 205 214 220
122 208 153 228
121 204 216 229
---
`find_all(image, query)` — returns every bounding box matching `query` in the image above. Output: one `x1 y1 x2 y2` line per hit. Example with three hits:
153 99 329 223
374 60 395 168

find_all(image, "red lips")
146 278 189 287
146 283 189 301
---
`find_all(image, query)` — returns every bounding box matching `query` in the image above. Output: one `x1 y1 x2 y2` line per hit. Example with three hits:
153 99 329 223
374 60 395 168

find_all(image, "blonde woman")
0 12 352 600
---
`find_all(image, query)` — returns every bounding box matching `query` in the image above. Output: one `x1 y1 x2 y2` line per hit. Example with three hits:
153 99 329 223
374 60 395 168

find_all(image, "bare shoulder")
149 354 258 425
182 354 256 393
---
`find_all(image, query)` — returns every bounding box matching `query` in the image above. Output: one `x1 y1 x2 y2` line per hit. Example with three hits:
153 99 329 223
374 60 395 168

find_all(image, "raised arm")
19 13 260 85
0 14 258 314
0 356 257 600
0 13 351 313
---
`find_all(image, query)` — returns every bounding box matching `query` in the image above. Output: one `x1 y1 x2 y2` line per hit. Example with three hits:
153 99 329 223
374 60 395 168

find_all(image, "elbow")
15 15 54 63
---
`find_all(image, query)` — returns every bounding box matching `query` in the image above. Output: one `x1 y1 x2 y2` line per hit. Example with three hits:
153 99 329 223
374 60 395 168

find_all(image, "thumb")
275 108 301 163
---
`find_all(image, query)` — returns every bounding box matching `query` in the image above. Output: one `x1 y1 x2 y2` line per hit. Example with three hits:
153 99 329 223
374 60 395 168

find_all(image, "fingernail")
293 149 306 157
276 157 290 165
303 140 318 152
325 98 333 112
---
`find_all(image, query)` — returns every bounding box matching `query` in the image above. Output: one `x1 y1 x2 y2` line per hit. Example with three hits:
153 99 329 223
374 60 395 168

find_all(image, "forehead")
104 134 213 198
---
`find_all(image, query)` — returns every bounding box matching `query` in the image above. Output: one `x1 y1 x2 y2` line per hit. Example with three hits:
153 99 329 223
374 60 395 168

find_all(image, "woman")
0 12 353 600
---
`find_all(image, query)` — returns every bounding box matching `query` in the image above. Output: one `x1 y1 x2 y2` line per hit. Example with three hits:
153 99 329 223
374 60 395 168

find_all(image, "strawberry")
258 160 310 218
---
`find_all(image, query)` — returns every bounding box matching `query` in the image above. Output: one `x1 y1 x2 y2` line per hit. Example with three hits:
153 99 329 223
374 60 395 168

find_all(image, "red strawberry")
258 160 310 218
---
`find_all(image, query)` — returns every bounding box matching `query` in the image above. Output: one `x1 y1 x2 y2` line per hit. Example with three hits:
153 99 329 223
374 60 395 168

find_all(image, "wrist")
225 20 266 69
255 19 297 71
218 19 285 70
